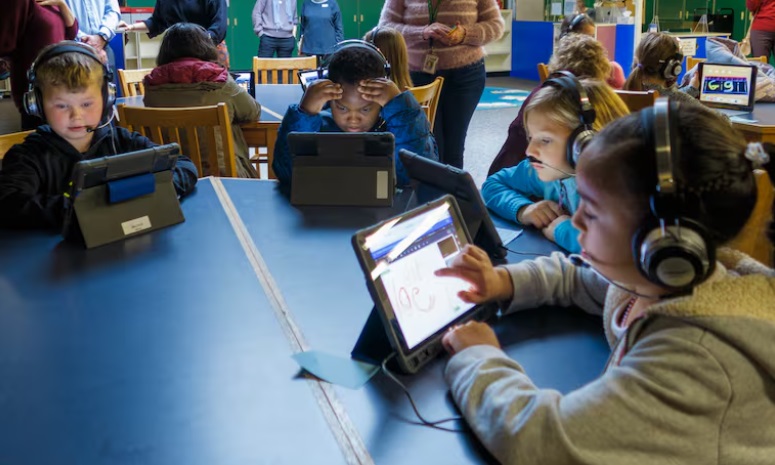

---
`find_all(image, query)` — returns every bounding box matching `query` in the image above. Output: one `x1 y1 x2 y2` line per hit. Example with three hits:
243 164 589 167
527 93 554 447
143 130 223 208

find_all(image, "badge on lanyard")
422 53 439 74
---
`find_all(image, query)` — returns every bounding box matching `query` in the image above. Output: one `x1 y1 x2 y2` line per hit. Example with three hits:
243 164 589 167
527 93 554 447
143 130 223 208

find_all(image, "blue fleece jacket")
482 159 581 253
272 91 438 186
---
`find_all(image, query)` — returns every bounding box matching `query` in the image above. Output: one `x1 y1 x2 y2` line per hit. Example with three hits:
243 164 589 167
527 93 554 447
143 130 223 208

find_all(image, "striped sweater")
379 0 504 71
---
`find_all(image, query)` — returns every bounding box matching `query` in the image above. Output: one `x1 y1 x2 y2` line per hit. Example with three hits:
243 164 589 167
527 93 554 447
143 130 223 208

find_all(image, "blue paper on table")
496 227 522 246
292 350 379 389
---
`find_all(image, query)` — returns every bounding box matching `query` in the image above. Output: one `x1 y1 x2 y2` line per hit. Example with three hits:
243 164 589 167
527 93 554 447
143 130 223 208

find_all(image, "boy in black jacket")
0 41 198 229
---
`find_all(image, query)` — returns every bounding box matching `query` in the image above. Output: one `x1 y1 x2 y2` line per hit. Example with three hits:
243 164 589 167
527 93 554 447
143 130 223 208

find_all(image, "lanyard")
427 0 443 24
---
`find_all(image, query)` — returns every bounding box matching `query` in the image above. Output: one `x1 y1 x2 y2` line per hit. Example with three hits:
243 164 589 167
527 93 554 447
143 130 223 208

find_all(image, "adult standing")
747 0 775 61
298 0 343 64
253 0 297 58
117 0 230 68
64 0 120 82
380 0 504 169
1 0 78 130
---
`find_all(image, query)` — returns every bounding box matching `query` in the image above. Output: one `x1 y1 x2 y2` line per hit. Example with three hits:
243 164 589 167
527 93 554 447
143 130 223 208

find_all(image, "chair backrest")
117 103 237 177
0 130 34 168
406 76 444 131
117 68 153 97
686 56 705 70
537 63 549 83
614 89 659 112
728 169 775 267
252 56 317 85
748 55 769 63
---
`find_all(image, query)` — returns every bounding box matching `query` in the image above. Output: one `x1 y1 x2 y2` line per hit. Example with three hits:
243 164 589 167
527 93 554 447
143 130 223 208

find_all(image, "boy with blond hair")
0 41 198 229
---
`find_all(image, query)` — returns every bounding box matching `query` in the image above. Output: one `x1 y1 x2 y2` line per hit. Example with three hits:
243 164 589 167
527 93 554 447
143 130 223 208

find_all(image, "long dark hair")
156 23 219 66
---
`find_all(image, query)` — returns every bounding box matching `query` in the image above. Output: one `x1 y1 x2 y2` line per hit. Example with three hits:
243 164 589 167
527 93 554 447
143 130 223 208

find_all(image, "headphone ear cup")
104 81 117 120
632 216 715 291
23 87 44 120
567 125 595 168
662 58 683 80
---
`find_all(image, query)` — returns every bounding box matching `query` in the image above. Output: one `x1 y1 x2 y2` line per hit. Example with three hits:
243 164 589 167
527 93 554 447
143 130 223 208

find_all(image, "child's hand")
442 321 501 355
358 79 400 107
517 200 564 229
542 214 571 243
435 244 514 304
299 79 342 115
690 71 700 90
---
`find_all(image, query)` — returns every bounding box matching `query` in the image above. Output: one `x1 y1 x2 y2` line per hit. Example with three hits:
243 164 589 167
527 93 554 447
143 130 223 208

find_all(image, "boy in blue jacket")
272 40 438 186
0 41 198 230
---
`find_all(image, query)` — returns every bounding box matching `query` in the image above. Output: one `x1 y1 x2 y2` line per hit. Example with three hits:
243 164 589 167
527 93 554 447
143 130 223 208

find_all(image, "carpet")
476 87 530 110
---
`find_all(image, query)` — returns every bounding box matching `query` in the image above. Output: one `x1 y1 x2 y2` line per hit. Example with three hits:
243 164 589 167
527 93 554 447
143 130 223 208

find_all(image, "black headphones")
541 70 596 168
633 97 715 292
368 25 381 45
324 39 391 78
658 52 684 80
24 41 116 123
560 14 588 39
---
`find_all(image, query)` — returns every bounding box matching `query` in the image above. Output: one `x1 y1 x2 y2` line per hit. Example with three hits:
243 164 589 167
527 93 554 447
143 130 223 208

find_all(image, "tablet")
399 149 507 260
63 143 184 248
351 195 496 373
298 68 328 90
289 132 395 207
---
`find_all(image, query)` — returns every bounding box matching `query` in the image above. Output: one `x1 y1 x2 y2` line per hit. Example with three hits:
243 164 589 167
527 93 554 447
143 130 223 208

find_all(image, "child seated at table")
558 13 625 89
481 74 628 253
363 26 413 91
143 22 261 179
0 41 198 230
437 99 775 464
272 40 438 186
625 32 701 105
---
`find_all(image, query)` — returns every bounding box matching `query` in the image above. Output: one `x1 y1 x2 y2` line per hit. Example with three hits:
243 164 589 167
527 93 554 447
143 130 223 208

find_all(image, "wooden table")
730 102 775 144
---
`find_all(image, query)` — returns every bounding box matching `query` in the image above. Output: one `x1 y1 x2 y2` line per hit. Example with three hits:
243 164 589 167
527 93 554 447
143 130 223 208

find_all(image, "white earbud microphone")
568 254 666 299
526 156 576 177
86 106 117 133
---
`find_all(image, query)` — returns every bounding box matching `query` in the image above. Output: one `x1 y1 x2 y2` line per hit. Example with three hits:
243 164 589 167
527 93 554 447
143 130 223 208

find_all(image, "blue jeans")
411 58 485 169
257 35 296 58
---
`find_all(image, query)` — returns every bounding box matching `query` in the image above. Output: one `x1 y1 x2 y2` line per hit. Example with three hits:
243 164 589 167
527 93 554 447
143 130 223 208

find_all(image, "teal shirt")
482 159 581 253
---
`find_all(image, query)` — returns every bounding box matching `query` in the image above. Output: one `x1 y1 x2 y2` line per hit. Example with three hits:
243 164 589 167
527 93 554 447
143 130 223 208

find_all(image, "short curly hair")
327 44 387 85
548 33 611 81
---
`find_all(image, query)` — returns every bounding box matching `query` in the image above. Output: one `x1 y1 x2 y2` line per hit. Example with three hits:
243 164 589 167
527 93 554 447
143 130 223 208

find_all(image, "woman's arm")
332 2 344 43
207 0 228 44
459 0 504 47
35 0 75 28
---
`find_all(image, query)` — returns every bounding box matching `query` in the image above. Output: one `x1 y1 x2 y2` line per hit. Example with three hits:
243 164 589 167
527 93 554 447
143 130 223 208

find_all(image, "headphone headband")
325 39 391 79
541 71 597 168
569 13 586 32
24 41 116 123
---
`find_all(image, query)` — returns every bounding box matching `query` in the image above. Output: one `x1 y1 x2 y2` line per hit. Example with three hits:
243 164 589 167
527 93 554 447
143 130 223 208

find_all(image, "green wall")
643 0 751 41
124 0 387 69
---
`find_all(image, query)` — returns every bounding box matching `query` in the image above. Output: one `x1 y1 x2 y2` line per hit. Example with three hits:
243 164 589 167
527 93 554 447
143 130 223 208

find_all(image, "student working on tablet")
0 41 198 230
481 73 628 253
437 100 775 464
272 39 438 187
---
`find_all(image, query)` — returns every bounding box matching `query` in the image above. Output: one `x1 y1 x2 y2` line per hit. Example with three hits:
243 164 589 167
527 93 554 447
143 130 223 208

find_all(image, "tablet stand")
351 306 394 366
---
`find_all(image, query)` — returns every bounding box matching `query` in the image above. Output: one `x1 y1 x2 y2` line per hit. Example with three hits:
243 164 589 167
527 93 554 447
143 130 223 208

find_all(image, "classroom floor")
0 75 537 187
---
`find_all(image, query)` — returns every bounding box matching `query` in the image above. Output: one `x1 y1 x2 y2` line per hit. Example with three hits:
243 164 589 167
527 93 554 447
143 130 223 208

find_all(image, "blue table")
0 177 610 464
0 179 340 464
219 178 610 464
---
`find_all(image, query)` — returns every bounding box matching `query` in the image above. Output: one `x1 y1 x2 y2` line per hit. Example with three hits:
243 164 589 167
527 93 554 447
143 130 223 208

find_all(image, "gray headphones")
633 98 715 292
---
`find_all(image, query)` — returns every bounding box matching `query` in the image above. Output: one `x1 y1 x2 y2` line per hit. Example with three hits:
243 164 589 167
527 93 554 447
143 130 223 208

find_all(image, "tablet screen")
361 200 474 350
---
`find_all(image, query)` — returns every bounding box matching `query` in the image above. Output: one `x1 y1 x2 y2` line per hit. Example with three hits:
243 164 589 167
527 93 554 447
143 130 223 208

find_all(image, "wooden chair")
687 56 767 70
252 56 317 85
748 55 769 63
728 169 775 267
614 89 659 112
407 76 444 131
117 103 237 177
0 130 34 169
117 68 153 97
537 63 549 83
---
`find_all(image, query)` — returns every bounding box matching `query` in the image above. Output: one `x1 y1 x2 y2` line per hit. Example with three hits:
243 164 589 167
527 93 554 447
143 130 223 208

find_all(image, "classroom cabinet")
339 0 382 39
227 0 262 71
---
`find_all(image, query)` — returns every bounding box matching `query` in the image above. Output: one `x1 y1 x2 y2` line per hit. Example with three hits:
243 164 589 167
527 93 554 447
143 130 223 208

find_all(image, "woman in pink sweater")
379 0 504 169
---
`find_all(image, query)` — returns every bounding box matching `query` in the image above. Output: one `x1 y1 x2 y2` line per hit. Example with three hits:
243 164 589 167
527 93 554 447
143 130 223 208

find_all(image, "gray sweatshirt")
445 248 775 464
252 0 297 38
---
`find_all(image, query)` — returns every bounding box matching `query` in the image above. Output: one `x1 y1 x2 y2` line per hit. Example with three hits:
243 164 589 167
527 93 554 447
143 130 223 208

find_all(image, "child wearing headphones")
624 32 701 105
272 40 438 186
0 41 198 230
482 74 629 253
558 13 625 89
437 99 775 464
